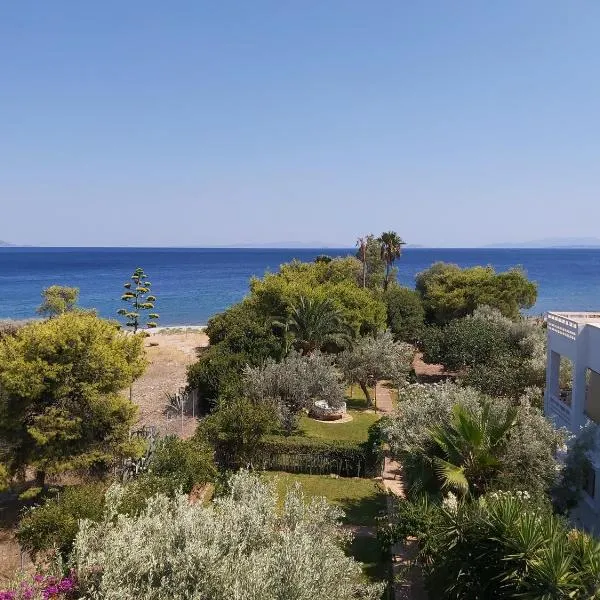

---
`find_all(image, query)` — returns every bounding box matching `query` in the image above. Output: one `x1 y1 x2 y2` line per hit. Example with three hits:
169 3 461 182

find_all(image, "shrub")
73 471 384 600
17 482 106 560
382 383 565 498
384 285 425 343
415 262 537 324
382 492 600 599
216 434 383 478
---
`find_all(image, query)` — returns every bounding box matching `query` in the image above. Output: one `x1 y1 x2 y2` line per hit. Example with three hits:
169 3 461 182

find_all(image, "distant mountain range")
0 240 14 247
485 237 600 248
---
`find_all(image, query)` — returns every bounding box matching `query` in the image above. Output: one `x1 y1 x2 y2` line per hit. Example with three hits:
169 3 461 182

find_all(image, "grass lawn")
262 471 387 526
298 411 380 443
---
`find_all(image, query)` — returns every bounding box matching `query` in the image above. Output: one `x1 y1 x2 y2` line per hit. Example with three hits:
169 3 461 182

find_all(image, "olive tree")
243 351 345 433
338 330 414 406
73 471 383 600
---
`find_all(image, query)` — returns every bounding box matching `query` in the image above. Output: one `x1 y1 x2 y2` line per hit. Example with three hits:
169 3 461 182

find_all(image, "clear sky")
1 2 599 247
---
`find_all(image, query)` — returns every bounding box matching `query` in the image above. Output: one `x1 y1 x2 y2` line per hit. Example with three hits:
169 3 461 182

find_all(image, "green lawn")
262 471 387 526
298 410 380 443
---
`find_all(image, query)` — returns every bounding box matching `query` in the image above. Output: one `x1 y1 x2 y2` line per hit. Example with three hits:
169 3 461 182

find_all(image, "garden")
0 233 597 599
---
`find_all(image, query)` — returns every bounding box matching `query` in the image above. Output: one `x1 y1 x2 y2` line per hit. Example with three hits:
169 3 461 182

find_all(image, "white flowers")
442 491 458 513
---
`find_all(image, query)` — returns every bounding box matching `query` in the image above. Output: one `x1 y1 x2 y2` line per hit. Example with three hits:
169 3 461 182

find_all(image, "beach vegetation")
117 266 159 332
72 471 383 600
0 312 146 486
338 330 414 406
36 285 79 317
416 262 537 324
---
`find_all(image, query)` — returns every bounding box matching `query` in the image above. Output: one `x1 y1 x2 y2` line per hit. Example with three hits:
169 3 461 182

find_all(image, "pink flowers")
0 571 77 600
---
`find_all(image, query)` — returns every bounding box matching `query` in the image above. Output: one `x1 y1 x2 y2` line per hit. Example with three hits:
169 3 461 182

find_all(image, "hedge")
216 435 384 478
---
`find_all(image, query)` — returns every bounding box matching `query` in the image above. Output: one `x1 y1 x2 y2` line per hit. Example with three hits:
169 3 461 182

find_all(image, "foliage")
382 383 565 498
244 350 345 433
250 258 387 336
384 285 425 343
0 312 146 482
73 471 383 600
421 306 547 398
37 285 79 317
117 267 159 332
219 434 384 478
383 492 600 599
17 483 106 560
198 397 278 466
378 231 405 291
187 301 283 411
281 296 353 354
355 234 388 290
0 320 24 340
415 262 537 324
338 330 414 406
0 570 78 599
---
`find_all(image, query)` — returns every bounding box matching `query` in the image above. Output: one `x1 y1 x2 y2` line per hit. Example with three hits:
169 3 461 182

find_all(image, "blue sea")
0 247 599 325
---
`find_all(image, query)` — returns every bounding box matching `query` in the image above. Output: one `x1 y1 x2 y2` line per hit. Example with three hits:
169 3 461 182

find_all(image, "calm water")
0 247 599 325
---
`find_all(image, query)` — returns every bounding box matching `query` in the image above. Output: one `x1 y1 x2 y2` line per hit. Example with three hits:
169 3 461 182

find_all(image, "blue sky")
1 2 599 247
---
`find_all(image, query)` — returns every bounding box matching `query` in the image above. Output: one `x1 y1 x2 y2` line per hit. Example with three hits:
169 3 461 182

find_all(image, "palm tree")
356 236 368 288
408 403 518 497
285 296 353 355
378 231 405 291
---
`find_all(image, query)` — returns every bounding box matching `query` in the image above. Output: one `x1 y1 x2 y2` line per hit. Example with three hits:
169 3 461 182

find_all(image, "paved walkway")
375 381 428 600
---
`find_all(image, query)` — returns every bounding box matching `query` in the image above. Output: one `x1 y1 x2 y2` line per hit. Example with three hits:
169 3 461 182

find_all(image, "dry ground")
131 329 208 438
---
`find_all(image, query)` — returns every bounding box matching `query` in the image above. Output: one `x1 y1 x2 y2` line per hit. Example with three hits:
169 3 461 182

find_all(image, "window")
583 464 596 499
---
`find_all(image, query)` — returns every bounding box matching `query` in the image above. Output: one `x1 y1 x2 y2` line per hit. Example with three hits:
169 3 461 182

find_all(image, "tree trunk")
35 470 46 488
359 381 372 407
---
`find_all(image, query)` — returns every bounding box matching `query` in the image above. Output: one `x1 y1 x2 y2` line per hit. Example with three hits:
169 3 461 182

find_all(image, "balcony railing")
547 313 579 341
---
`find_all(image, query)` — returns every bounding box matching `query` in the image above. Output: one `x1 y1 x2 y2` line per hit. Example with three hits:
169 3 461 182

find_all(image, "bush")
415 262 537 324
384 285 425 343
382 383 564 498
382 492 600 599
216 434 383 478
73 471 384 600
17 482 106 560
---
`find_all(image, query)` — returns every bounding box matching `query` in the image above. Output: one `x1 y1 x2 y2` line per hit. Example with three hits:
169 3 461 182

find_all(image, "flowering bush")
0 571 77 600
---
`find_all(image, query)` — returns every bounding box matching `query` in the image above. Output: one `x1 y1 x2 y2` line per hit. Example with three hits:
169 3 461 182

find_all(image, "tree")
356 236 368 288
378 231 405 291
117 267 159 333
0 312 146 485
283 296 353 354
355 234 387 290
338 330 414 407
37 285 79 317
244 351 345 433
382 383 565 498
384 285 425 343
198 397 278 466
73 471 383 600
415 262 537 324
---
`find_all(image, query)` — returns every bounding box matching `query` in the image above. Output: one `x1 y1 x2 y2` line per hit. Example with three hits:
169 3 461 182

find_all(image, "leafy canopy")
416 262 537 324
37 285 80 317
0 312 146 478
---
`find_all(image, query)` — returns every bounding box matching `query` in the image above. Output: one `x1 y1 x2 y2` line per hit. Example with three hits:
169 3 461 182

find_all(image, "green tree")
355 234 387 290
415 262 537 324
37 285 80 317
0 312 146 485
356 236 368 288
378 231 405 291
384 285 425 343
118 267 159 333
338 330 414 407
284 296 353 354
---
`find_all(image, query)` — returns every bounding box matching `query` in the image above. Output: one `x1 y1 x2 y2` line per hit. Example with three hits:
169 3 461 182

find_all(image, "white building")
545 312 600 530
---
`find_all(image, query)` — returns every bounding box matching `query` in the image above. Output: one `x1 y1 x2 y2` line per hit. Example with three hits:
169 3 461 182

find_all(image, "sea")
0 247 599 326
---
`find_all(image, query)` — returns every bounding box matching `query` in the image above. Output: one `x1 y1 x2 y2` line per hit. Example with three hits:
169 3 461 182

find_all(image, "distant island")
485 237 600 249
0 240 14 247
